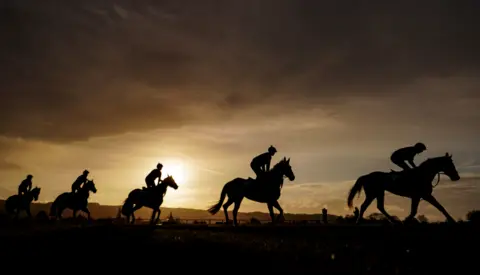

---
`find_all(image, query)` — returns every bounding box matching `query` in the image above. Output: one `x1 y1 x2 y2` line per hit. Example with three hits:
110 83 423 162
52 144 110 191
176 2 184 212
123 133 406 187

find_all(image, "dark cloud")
0 160 21 171
0 138 22 170
1 0 479 142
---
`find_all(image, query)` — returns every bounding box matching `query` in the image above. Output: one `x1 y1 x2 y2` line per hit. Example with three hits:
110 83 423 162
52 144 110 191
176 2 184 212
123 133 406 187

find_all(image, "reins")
432 172 444 188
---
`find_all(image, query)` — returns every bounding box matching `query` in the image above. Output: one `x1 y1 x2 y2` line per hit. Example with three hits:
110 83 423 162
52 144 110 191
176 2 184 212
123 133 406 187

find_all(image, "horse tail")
347 175 366 209
121 197 134 216
207 182 230 215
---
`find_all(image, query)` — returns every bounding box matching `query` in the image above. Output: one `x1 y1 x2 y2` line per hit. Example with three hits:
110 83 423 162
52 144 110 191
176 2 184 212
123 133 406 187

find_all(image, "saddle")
389 167 417 182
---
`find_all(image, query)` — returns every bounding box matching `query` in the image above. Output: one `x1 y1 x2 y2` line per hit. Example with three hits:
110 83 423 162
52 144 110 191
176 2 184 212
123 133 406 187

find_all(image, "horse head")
439 152 461 181
31 186 41 201
84 179 98 193
162 174 179 190
276 157 295 181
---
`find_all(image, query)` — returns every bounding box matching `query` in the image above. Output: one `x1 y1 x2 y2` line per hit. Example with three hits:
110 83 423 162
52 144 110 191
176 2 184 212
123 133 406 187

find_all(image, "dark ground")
1 220 478 274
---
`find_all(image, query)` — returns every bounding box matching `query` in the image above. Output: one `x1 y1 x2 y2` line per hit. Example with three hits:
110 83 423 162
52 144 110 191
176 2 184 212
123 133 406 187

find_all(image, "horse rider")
18 174 33 196
71 170 90 194
145 163 163 189
390 142 427 171
250 145 277 181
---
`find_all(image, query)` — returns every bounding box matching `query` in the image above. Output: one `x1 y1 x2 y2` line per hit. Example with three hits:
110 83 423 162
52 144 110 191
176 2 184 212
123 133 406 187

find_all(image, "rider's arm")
266 160 270 171
408 159 416 168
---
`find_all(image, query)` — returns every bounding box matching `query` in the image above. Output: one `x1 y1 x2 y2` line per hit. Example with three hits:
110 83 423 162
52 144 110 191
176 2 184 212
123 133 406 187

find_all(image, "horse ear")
445 152 449 157
287 158 290 163
283 157 286 161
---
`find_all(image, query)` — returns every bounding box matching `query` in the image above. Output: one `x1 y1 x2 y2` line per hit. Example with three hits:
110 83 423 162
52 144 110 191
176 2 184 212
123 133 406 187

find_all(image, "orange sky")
1 1 480 221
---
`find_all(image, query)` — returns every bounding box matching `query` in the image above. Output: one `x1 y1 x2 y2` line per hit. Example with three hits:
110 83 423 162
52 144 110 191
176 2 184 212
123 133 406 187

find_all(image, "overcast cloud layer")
1 0 479 220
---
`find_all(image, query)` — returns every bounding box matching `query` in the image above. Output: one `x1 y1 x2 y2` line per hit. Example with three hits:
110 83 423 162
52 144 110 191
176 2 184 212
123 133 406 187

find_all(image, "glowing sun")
162 159 189 185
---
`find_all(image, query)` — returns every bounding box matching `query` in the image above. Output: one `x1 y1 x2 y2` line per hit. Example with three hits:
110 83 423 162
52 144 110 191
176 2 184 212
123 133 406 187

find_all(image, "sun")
161 159 188 185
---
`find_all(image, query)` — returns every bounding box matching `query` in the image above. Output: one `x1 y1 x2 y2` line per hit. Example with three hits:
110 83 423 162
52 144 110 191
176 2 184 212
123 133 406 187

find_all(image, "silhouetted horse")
347 153 460 223
5 187 41 219
207 157 295 226
121 175 179 225
50 179 97 220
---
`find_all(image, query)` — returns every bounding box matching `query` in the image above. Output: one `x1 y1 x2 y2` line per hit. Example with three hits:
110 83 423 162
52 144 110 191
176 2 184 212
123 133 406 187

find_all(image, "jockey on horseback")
250 145 277 182
18 174 33 196
71 170 90 194
390 142 427 171
145 163 163 189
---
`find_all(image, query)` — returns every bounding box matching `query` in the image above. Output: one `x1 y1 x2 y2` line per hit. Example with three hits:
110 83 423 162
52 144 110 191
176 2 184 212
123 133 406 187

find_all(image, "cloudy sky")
1 0 479 221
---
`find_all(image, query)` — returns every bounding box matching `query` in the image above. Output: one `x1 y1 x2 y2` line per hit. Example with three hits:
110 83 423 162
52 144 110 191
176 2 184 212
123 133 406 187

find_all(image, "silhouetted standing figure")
18 174 33 196
250 145 277 180
390 142 427 171
72 170 89 193
322 208 328 224
145 163 163 188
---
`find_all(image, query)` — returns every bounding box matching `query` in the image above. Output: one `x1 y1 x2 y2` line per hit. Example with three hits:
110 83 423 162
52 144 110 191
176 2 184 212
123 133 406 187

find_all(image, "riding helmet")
414 142 426 151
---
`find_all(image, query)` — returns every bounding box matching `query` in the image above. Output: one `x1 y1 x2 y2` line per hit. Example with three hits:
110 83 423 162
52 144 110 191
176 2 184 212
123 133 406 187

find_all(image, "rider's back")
251 152 271 166
145 168 161 181
19 178 31 189
74 174 87 185
391 146 417 161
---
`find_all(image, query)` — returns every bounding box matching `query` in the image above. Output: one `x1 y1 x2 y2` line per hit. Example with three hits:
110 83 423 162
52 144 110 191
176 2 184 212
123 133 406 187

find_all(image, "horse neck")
23 193 34 202
268 166 285 186
155 182 168 195
419 159 442 181
78 187 90 198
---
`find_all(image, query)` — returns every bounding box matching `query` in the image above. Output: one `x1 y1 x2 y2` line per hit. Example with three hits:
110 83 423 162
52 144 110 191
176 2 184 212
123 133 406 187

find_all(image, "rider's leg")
250 163 259 178
398 162 411 170
391 157 410 171
251 165 262 179
146 179 155 188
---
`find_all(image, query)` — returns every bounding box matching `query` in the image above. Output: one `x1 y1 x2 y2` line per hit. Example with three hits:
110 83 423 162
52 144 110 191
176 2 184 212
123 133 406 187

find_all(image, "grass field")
1 219 478 274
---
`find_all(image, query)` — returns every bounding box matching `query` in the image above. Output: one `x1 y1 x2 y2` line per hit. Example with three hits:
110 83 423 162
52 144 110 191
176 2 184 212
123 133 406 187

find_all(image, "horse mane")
419 155 447 168
272 159 288 171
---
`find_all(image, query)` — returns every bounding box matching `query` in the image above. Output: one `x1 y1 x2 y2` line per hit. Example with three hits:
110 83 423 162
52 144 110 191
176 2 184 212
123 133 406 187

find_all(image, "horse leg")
26 206 32 219
150 209 157 225
422 194 455 223
131 205 142 225
222 198 234 225
271 201 284 222
155 209 161 224
130 212 135 224
356 194 376 224
57 207 63 220
376 193 396 223
232 197 244 227
267 203 275 224
82 207 91 221
404 197 420 223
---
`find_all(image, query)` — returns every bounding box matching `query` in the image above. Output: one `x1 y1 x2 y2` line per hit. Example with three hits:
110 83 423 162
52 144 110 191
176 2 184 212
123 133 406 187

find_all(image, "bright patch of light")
161 158 189 185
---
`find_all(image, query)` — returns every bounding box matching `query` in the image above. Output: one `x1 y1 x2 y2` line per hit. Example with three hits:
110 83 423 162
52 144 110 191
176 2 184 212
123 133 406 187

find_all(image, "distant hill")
0 200 340 222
